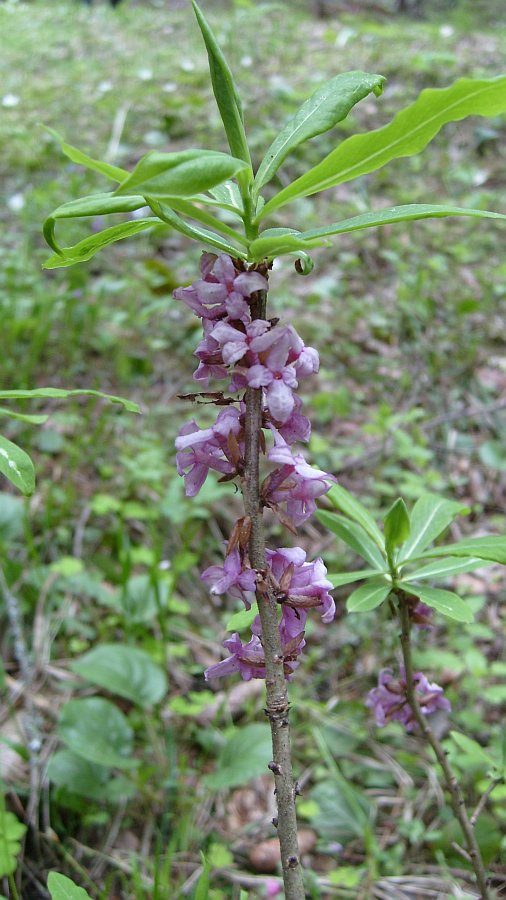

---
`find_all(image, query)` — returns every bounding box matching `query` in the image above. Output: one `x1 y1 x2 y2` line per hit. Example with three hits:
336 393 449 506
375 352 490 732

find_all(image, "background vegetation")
1 0 505 896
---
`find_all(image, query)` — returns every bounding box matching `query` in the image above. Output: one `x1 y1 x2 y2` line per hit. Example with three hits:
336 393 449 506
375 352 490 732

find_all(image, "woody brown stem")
242 279 305 899
397 593 489 899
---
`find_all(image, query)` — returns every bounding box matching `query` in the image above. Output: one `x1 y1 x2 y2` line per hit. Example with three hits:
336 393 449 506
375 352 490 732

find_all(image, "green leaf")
449 732 497 769
193 853 211 900
114 150 248 199
44 127 128 182
0 406 48 425
261 74 506 215
0 436 35 495
43 193 146 254
254 71 385 194
402 556 486 582
203 724 272 790
191 2 252 170
346 579 391 613
226 602 258 632
325 483 385 548
208 180 243 212
71 645 167 707
405 585 474 623
168 197 248 246
43 219 157 268
412 536 506 566
58 698 137 769
398 493 469 562
47 750 135 803
310 778 371 843
328 568 382 587
249 204 506 259
384 498 410 552
0 809 26 878
47 872 93 900
0 388 139 414
317 510 386 569
148 198 247 258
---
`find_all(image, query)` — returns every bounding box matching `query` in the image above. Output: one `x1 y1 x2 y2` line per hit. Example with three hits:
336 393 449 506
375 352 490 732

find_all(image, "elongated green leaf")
45 127 127 182
208 180 243 211
398 494 469 562
0 406 48 424
248 205 506 260
114 149 248 199
47 872 93 900
406 585 474 623
328 568 382 588
42 218 156 268
384 498 410 553
71 645 167 706
449 732 497 768
261 74 506 216
169 197 248 246
0 388 139 413
254 71 385 193
148 198 247 258
402 556 486 582
326 483 385 549
43 193 147 254
412 536 506 566
316 510 386 569
347 579 390 613
191 1 252 170
0 436 35 495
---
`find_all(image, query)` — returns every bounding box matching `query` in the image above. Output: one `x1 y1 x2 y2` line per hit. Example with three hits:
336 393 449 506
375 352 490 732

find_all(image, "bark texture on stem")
397 593 489 899
242 282 305 899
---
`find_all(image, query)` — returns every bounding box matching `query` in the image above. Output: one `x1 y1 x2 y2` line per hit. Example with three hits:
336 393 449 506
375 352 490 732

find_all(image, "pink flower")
175 407 243 496
201 547 257 606
211 319 272 366
266 547 335 624
265 430 335 525
174 253 267 323
366 667 451 732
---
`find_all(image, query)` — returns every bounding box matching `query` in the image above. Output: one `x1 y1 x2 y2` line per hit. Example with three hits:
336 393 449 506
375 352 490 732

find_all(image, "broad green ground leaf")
45 127 128 182
398 494 469 562
192 1 252 170
402 556 486 582
71 644 167 706
0 436 35 495
43 219 157 268
248 205 506 259
326 484 385 549
114 150 248 198
148 198 247 257
310 778 372 843
317 512 385 569
254 71 385 193
0 493 24 541
226 602 258 632
406 585 474 623
0 388 139 414
328 568 382 587
203 724 271 789
261 74 506 215
411 536 506 566
384 498 410 552
43 193 146 254
449 732 497 769
58 698 137 769
47 872 93 900
317 510 386 569
0 809 26 877
47 750 136 803
346 580 390 613
0 407 48 424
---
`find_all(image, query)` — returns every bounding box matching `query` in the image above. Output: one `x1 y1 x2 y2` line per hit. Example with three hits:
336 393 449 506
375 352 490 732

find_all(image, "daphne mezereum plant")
41 3 506 896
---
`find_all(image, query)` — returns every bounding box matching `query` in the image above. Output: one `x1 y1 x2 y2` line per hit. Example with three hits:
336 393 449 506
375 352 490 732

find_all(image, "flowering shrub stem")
243 283 305 899
397 592 489 899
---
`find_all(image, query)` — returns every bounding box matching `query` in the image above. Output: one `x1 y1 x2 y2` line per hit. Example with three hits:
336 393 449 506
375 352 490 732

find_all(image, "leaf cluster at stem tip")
41 2 506 269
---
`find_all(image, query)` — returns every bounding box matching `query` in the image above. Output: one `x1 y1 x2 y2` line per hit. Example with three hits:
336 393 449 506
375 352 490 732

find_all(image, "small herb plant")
41 2 506 896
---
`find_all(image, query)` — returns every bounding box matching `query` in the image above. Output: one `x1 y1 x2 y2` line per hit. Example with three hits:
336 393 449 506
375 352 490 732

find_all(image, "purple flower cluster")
173 253 336 682
366 666 451 732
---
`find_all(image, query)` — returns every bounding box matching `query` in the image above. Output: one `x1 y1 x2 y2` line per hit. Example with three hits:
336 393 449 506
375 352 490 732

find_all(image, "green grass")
1 1 506 897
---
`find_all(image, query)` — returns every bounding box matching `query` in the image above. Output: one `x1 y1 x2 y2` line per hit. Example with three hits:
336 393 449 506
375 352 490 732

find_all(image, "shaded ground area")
1 0 505 896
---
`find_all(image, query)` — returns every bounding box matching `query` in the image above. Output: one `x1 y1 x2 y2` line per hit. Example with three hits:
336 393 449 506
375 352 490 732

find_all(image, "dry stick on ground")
241 279 305 899
396 593 490 899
